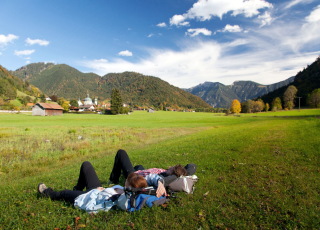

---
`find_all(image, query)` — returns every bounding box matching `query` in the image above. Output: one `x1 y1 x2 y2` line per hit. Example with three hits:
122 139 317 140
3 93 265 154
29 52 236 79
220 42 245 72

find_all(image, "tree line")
229 85 320 114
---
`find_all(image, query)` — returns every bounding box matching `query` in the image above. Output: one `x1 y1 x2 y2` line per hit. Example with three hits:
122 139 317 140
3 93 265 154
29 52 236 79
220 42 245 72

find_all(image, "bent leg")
74 161 102 191
109 149 135 183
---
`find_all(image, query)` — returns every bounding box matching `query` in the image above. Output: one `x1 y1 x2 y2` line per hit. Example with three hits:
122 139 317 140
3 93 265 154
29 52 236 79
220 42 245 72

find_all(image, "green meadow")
0 110 319 229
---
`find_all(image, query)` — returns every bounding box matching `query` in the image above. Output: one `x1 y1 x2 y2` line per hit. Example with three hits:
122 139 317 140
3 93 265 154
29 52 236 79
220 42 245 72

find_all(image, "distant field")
0 109 319 229
240 109 320 117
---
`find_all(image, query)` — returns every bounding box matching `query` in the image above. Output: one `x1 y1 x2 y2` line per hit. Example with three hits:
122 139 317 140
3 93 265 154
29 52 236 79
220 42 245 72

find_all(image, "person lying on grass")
108 149 197 188
38 161 167 213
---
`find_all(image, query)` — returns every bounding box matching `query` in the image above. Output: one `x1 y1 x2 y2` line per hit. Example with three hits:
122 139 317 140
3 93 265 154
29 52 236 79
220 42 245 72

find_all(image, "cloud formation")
170 0 272 26
258 11 273 27
14 49 35 56
118 50 133 56
83 38 317 88
284 0 315 9
186 28 212 37
157 22 167 28
170 15 190 26
25 38 50 46
221 24 242 33
0 34 18 46
83 3 319 88
305 5 320 22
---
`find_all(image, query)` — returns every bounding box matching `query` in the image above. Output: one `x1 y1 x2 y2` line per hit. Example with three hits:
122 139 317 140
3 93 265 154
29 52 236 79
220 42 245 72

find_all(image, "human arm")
145 174 167 197
156 181 167 197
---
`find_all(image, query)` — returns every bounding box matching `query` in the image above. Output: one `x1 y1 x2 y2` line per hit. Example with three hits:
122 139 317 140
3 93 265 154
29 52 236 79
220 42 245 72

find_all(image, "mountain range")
185 78 294 108
11 64 211 109
8 56 320 109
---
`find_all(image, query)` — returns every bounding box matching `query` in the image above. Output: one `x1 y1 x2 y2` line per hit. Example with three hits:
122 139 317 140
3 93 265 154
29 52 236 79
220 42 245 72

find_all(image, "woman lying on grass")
38 161 168 213
108 149 197 187
38 149 196 212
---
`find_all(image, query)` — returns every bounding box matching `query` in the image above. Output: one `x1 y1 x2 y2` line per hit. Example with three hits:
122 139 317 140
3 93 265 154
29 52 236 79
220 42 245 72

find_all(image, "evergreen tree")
110 89 123 115
70 99 79 107
40 94 46 103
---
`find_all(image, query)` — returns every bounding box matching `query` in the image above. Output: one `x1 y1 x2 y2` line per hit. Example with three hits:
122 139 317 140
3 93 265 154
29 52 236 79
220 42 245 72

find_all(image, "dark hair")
172 165 187 177
126 173 148 188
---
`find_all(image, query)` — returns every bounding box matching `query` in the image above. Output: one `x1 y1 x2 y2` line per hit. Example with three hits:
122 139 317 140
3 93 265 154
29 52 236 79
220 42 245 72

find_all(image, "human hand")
97 187 104 191
156 181 167 197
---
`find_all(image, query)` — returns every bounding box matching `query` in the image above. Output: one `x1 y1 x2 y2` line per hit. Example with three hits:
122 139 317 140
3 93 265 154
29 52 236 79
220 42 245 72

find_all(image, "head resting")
126 173 148 188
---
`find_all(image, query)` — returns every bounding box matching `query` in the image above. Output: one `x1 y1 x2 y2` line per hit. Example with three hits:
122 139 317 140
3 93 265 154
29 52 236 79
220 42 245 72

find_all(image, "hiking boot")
38 183 48 194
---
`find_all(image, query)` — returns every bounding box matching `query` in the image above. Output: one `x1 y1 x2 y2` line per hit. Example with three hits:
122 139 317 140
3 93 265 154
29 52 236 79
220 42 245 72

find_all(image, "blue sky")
0 0 319 88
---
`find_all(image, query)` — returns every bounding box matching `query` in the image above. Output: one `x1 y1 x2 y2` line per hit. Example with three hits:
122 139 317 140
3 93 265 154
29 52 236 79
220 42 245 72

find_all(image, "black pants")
109 149 144 184
43 161 102 203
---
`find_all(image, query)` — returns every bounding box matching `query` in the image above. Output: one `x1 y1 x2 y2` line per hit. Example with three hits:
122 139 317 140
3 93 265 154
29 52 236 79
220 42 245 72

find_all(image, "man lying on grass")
37 149 197 213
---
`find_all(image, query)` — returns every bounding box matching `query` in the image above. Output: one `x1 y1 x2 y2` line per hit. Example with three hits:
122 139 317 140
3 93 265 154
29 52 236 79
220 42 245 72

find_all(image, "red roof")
36 103 64 110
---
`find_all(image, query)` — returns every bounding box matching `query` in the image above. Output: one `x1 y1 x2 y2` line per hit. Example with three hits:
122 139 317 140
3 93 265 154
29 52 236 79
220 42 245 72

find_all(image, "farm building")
32 103 64 116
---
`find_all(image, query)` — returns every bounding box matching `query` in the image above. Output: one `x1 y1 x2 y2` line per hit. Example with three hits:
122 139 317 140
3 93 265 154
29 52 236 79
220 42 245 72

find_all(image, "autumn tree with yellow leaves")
230 99 241 114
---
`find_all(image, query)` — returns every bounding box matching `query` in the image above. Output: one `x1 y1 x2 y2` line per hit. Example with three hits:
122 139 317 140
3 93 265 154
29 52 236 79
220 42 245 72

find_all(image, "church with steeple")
77 93 98 111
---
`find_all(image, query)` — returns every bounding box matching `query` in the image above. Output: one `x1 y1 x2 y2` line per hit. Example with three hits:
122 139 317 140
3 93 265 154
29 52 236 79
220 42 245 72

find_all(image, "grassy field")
0 110 319 229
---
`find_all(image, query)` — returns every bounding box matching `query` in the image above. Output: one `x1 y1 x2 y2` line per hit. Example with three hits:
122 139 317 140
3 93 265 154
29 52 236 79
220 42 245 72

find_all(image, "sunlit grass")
0 109 319 229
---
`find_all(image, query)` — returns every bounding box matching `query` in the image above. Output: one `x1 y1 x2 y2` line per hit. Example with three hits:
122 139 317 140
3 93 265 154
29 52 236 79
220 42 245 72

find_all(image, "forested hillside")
99 72 211 109
12 64 101 99
11 62 55 81
0 65 41 100
259 56 320 106
11 63 211 109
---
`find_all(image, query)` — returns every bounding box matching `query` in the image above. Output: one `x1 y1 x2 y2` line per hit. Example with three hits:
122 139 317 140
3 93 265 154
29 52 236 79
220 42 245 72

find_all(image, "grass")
0 110 319 229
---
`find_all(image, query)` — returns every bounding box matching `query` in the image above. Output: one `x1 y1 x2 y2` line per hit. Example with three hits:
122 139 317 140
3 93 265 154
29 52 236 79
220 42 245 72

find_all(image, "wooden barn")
32 103 64 116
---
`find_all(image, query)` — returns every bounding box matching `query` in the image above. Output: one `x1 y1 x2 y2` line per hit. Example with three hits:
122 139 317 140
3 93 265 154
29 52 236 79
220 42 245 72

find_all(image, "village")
32 94 111 116
8 94 156 116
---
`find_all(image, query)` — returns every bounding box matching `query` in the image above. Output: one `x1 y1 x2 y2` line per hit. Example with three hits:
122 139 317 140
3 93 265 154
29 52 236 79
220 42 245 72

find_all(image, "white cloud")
81 1 319 88
221 24 242 33
148 33 162 38
82 16 319 88
14 49 35 56
186 28 212 37
284 0 314 9
94 58 109 63
255 5 320 53
118 50 133 56
305 5 320 22
25 38 50 46
82 38 318 88
157 22 167 27
170 0 273 26
0 34 19 46
258 11 273 27
170 15 190 26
